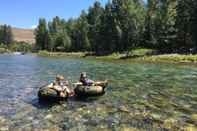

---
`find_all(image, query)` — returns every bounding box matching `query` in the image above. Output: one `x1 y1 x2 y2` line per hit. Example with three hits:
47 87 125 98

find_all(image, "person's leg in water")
93 80 108 86
65 86 75 97
60 91 66 97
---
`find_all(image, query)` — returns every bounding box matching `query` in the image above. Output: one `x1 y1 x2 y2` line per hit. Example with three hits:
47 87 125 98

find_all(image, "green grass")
0 48 10 54
37 49 197 63
93 48 156 60
118 48 156 59
131 48 156 57
37 50 86 58
99 49 197 63
93 53 124 60
139 54 197 63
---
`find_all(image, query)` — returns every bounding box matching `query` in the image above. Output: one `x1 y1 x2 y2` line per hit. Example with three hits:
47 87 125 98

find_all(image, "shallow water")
0 54 197 130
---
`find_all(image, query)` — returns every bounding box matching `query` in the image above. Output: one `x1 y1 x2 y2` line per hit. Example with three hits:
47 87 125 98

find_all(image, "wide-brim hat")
56 75 65 81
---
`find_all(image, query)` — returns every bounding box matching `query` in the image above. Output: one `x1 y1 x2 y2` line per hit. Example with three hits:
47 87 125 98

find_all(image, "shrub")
9 42 33 52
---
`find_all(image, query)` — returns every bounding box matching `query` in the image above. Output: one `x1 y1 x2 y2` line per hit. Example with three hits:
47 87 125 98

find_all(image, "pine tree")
5 25 13 45
0 25 13 45
35 18 48 50
157 0 177 52
98 0 145 53
113 0 146 51
33 0 197 54
72 11 90 51
144 0 177 53
144 0 160 48
176 0 193 52
98 2 120 54
55 32 71 51
87 1 104 51
191 0 197 51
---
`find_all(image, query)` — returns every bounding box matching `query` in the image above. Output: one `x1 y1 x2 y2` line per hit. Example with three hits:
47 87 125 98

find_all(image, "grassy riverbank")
0 48 10 54
134 54 197 63
38 50 86 58
37 50 197 63
37 49 154 59
0 42 33 54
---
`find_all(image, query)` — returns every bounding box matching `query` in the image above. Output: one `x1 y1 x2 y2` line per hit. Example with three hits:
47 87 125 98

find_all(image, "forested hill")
12 28 35 44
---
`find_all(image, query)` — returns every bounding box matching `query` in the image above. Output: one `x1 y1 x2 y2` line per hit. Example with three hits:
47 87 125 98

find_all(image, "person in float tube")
51 75 74 97
79 72 94 86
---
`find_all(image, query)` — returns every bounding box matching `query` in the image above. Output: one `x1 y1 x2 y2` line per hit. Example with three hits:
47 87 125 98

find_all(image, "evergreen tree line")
0 24 13 46
35 0 197 54
0 25 33 52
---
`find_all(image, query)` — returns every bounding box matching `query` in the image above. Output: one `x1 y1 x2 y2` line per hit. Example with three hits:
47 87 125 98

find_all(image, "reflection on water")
0 54 197 130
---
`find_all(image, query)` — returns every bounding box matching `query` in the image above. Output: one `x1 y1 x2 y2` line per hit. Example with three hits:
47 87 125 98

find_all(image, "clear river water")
0 54 197 131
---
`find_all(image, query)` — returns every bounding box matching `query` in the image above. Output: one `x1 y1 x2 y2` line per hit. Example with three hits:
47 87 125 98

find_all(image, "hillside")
12 27 35 44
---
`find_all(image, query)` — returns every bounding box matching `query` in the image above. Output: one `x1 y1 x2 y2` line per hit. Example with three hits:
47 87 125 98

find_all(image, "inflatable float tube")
74 81 108 97
38 85 68 101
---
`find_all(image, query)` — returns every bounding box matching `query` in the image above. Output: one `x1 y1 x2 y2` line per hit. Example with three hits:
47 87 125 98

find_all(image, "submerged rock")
118 106 130 113
163 118 178 129
0 116 6 123
191 114 197 122
120 127 139 131
0 126 9 131
150 113 162 120
45 114 53 119
183 124 197 131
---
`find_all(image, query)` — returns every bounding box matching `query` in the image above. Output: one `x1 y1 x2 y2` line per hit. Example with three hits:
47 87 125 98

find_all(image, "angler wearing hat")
79 72 108 86
79 72 94 86
50 75 74 97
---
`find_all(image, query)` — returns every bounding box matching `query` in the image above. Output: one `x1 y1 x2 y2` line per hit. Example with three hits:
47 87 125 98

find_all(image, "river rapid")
0 54 197 130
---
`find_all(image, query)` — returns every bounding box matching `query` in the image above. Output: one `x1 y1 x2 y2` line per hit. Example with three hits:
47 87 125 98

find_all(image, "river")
0 54 197 130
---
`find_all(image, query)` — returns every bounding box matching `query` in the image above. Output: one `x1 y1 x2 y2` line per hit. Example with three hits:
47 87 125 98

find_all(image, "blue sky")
0 0 146 29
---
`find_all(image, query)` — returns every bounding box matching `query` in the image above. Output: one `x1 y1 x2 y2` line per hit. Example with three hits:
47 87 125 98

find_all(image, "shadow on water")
30 95 103 110
70 95 103 102
30 98 67 109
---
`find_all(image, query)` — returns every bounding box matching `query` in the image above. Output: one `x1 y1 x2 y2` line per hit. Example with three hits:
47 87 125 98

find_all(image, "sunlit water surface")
0 54 197 130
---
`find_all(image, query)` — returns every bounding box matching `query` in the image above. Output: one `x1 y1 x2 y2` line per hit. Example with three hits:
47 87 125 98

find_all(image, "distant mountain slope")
12 27 35 44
